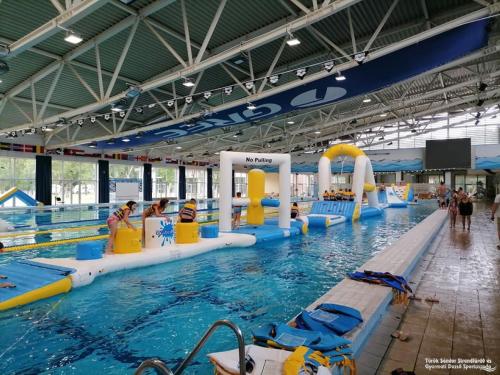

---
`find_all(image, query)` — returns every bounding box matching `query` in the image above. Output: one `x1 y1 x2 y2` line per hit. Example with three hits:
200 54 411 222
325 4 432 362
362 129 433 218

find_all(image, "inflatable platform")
0 187 39 207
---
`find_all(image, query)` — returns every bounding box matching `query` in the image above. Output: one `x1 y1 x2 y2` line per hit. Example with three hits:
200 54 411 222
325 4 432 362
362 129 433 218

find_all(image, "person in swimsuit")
232 192 243 229
178 199 197 223
142 198 170 242
322 190 330 201
458 194 473 231
437 181 448 209
448 193 458 228
105 200 137 254
291 202 300 219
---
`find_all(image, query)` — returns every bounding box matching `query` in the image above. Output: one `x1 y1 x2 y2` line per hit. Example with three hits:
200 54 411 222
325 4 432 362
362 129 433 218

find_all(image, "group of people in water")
437 181 473 230
105 193 303 250
322 189 355 201
105 198 197 253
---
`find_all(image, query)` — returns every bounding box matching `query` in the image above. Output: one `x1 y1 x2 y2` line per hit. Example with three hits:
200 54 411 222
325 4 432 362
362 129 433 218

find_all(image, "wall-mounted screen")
425 138 471 169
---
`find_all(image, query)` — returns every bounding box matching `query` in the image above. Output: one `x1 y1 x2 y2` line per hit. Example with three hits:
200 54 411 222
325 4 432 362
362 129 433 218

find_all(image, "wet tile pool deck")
358 203 500 374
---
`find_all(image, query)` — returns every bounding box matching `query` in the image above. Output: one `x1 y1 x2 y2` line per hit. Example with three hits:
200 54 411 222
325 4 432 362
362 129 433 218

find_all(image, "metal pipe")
173 320 245 375
134 359 173 375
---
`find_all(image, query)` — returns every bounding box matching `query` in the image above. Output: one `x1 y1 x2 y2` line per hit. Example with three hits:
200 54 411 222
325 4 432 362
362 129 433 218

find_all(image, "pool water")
0 203 435 374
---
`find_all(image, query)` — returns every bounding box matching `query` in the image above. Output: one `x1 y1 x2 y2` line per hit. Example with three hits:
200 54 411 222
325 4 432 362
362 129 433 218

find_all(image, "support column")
35 155 52 205
178 165 186 199
444 171 452 187
98 160 109 204
232 170 235 197
143 163 152 201
207 168 213 199
395 171 402 184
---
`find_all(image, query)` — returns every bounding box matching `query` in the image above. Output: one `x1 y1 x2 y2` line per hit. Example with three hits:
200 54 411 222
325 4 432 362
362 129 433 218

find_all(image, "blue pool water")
0 203 435 374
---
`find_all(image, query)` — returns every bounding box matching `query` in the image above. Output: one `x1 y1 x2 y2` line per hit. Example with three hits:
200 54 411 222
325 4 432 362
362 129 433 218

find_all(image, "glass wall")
152 166 178 199
291 173 315 198
186 168 207 199
234 172 248 196
52 160 97 205
109 163 143 202
212 169 220 198
0 156 36 207
455 175 487 196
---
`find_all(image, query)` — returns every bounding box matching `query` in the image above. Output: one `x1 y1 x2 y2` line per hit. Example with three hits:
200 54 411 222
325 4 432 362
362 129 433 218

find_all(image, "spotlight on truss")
323 61 334 73
296 68 307 80
224 86 233 95
269 74 280 84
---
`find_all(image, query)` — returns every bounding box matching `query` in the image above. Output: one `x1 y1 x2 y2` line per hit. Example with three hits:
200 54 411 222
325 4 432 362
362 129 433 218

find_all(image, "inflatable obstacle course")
0 187 39 207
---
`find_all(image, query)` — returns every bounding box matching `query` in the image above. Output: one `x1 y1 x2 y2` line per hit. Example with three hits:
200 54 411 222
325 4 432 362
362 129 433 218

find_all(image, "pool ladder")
134 319 246 375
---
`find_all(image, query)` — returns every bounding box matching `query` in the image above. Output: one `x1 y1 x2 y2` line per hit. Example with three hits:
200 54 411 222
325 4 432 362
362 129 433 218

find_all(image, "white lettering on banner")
290 87 347 108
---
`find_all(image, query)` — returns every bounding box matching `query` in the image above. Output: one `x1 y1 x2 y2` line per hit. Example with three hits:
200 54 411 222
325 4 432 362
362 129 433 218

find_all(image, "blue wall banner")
92 19 489 150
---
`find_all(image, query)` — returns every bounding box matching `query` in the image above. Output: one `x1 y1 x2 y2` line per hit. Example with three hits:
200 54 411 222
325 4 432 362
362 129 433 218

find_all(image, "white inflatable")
318 144 378 208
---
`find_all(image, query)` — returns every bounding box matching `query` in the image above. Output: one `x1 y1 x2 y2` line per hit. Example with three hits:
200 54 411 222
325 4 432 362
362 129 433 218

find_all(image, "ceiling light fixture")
287 120 295 124
64 30 83 44
286 33 301 46
314 131 321 134
362 97 371 103
269 74 280 84
380 113 387 117
182 77 195 87
335 72 346 81
122 138 130 142
176 146 182 149
247 102 257 110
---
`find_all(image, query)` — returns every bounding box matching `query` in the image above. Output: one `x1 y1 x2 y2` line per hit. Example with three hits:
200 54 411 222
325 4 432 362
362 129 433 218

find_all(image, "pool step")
0 260 74 311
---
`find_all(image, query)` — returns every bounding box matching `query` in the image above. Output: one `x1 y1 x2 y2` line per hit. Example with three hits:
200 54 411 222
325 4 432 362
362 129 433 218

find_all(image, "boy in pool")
142 198 170 241
178 199 197 223
291 202 300 219
105 201 138 254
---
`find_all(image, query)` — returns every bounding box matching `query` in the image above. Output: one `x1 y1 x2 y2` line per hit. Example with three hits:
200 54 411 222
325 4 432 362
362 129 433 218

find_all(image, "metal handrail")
134 359 174 375
173 319 245 375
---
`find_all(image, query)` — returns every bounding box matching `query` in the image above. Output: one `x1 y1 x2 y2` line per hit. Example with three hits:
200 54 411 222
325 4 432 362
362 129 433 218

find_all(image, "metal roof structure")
0 0 499 162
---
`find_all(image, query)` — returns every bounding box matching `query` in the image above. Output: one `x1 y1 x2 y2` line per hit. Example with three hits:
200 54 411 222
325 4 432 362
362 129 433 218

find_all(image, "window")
186 168 207 199
109 163 143 202
464 175 487 195
427 175 443 185
152 166 178 199
234 172 247 196
0 156 36 207
212 169 220 198
291 174 315 198
52 160 97 205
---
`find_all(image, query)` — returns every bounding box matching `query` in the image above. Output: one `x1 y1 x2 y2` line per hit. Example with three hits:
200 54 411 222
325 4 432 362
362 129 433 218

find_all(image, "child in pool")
105 201 137 254
142 198 170 241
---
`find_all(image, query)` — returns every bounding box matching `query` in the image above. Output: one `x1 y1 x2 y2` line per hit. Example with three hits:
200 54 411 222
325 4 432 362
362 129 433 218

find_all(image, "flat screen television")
425 138 471 169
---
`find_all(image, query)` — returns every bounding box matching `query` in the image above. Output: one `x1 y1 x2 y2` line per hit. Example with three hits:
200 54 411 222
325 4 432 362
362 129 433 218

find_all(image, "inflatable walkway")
307 200 382 227
0 187 39 207
384 186 408 208
0 260 73 311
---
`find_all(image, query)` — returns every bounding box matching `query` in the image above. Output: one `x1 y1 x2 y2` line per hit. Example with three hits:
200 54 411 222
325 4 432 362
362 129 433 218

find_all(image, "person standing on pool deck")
491 193 500 250
142 198 170 242
178 199 197 223
232 192 242 229
437 181 448 209
448 193 458 228
458 194 473 231
105 201 138 254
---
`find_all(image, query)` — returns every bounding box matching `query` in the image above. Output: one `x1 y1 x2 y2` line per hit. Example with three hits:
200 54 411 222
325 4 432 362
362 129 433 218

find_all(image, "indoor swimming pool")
0 203 435 374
